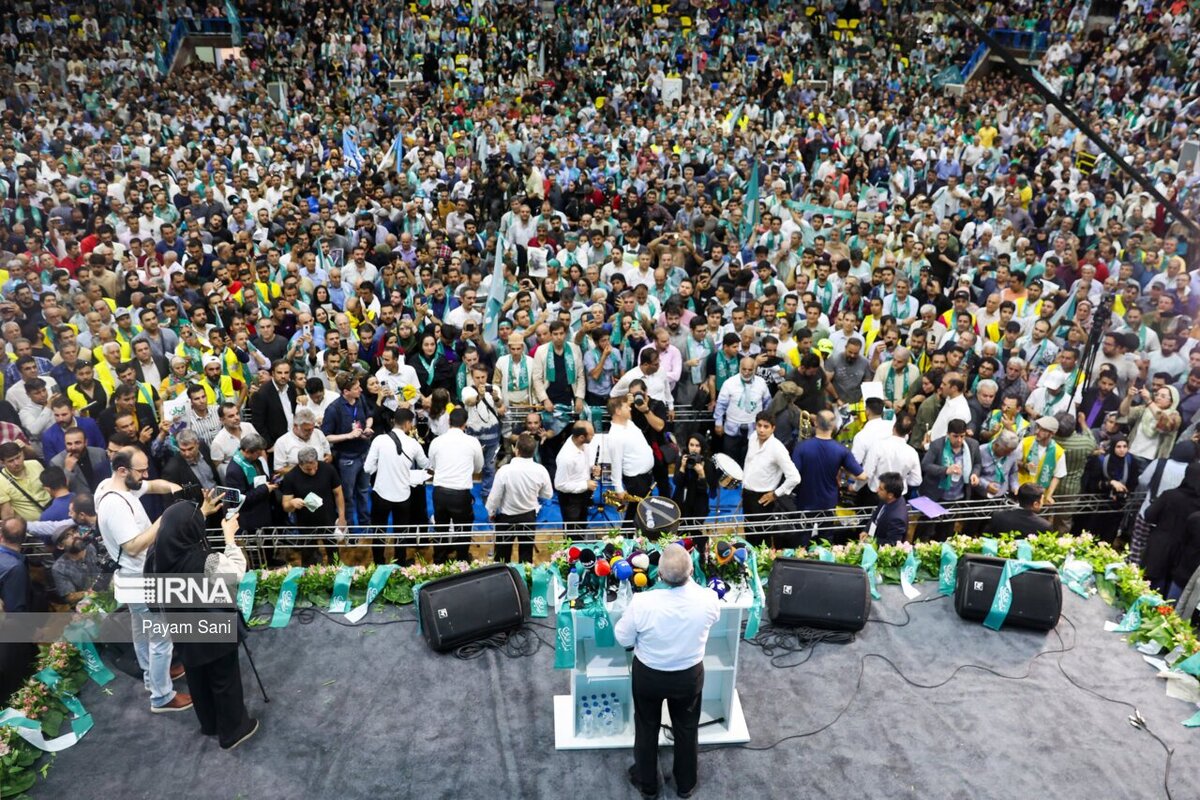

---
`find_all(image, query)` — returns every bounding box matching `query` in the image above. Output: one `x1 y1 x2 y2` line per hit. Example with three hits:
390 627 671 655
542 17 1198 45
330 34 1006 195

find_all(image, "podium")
552 588 752 750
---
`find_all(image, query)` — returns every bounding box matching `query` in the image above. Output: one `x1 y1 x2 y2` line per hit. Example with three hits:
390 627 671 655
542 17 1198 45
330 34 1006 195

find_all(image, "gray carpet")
38 587 1197 800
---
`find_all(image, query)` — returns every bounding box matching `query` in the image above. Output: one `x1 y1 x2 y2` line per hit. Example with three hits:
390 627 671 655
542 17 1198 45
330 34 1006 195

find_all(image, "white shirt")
862 435 923 491
429 427 484 490
275 380 295 429
486 457 552 517
714 375 771 431
614 581 721 671
137 358 161 388
742 434 801 494
211 422 259 472
611 366 675 411
929 394 972 440
555 438 593 494
273 428 332 472
364 428 430 502
462 383 504 432
375 364 421 409
851 417 895 468
605 420 655 493
96 480 151 574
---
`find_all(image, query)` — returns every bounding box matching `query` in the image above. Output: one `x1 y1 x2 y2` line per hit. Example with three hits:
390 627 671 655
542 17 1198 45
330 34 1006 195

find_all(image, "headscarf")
146 500 211 578
1137 385 1179 441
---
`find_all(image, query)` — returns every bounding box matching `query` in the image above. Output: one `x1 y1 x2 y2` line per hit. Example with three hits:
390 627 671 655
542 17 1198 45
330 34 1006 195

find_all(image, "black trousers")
631 658 704 796
623 472 655 523
185 648 249 748
558 490 591 528
720 428 749 467
741 488 778 548
370 491 414 565
432 486 473 563
494 510 537 563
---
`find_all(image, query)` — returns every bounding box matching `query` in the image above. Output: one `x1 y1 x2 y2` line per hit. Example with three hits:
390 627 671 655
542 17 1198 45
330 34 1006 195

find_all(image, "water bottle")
580 707 593 738
600 702 616 735
567 572 579 603
610 693 623 727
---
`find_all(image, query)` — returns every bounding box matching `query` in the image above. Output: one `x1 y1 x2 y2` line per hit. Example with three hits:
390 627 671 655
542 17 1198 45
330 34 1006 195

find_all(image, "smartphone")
217 487 244 505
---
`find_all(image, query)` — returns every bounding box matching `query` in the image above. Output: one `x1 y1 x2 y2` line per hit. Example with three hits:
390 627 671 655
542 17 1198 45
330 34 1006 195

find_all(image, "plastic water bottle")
580 708 594 738
600 701 616 735
567 572 579 603
609 693 623 727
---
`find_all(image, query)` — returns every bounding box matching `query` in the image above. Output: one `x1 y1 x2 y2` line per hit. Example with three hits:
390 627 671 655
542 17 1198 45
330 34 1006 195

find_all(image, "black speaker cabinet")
766 558 871 632
418 563 531 652
954 554 1062 631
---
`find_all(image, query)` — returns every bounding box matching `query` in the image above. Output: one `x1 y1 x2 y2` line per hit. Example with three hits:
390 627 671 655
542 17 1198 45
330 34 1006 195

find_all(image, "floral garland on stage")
4 532 1197 794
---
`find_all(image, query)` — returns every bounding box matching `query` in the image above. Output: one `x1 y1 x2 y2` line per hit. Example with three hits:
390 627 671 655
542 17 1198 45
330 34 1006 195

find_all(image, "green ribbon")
1113 594 1163 633
236 570 258 623
329 566 356 614
554 606 576 669
981 538 1000 556
743 545 764 640
1016 541 1034 562
813 546 835 563
583 601 616 647
530 564 554 618
860 543 881 600
1060 557 1093 598
938 542 958 596
0 670 94 752
1184 709 1200 728
1173 651 1200 677
983 560 1057 630
345 564 398 623
691 548 707 585
269 566 305 628
900 548 921 598
63 624 115 686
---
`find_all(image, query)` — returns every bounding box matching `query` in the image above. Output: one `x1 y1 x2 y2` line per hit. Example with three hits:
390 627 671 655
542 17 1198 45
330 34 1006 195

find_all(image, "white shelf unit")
553 588 753 750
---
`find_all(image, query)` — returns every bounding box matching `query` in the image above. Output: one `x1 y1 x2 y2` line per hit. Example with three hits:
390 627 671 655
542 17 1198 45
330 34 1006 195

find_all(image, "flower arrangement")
0 641 86 796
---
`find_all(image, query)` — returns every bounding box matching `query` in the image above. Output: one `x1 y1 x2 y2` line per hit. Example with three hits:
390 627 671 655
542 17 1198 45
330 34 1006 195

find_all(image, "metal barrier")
205 492 1141 566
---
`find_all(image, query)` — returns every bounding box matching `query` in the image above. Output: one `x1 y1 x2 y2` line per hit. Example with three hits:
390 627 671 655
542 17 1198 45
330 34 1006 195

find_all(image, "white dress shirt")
611 366 675 411
605 421 655 493
428 427 484 490
554 438 593 494
273 428 332 471
375 364 421 410
862 435 923 491
614 580 721 672
714 375 770 432
929 394 972 440
486 457 552 517
364 428 430 502
851 417 895 470
211 422 259 472
276 381 295 429
742 434 801 494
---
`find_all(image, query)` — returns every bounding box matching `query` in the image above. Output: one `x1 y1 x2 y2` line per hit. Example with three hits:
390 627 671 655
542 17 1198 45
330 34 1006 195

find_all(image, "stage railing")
202 492 1141 564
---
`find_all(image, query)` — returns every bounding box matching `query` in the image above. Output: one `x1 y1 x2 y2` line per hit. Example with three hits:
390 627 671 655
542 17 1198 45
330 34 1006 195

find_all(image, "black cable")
867 592 950 627
742 624 856 668
453 627 545 660
291 606 419 627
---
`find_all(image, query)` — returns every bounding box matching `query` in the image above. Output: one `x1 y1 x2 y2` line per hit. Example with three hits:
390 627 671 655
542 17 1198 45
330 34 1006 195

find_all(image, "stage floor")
41 587 1197 800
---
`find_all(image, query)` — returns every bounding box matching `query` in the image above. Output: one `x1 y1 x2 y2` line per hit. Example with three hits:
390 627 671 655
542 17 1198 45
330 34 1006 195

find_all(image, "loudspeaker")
636 496 681 537
418 563 531 652
766 558 871 632
953 555 1062 631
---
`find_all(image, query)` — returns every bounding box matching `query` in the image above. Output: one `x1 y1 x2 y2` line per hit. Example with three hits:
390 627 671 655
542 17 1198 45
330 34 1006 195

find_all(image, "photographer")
627 378 674 496
672 434 719 552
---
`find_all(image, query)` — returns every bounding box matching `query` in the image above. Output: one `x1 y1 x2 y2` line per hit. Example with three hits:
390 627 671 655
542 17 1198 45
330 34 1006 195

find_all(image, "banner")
345 564 398 624
553 606 575 669
63 624 115 686
482 234 507 343
530 564 554 618
981 538 1000 556
938 541 958 596
860 543 881 600
743 545 764 640
328 566 356 614
269 567 305 628
900 548 921 599
236 570 258 623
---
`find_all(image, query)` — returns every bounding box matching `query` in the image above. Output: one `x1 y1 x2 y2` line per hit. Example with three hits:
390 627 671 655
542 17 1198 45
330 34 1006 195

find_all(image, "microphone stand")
239 618 270 703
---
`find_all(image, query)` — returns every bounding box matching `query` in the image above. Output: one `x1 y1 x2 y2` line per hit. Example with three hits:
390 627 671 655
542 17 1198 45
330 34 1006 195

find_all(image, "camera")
633 392 647 407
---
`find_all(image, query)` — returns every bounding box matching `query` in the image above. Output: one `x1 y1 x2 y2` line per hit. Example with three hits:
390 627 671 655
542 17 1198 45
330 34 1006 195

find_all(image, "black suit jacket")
135 354 170 385
919 436 984 501
982 507 1055 538
867 497 909 546
160 443 220 491
249 383 299 445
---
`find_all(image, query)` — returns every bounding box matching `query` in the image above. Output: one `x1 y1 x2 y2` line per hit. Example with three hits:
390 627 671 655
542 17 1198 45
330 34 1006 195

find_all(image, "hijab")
1138 385 1179 441
146 500 211 578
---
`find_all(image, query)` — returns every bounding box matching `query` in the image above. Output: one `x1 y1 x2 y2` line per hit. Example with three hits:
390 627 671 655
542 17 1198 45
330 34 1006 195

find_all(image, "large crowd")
0 0 1199 628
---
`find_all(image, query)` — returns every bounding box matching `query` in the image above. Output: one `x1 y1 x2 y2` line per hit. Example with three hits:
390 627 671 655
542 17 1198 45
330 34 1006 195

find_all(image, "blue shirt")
0 546 28 613
41 417 105 463
322 395 371 458
40 493 75 522
791 437 863 511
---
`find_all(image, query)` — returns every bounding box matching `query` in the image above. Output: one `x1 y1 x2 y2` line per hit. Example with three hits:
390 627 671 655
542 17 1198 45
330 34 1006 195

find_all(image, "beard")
126 476 144 492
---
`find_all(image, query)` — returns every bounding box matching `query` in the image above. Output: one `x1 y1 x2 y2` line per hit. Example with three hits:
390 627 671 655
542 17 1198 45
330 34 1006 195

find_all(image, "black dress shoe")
676 786 697 799
628 764 660 799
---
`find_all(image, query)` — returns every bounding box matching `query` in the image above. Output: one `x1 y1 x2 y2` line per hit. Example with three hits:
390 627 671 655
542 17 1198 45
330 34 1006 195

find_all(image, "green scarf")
1023 438 1059 488
455 362 470 397
232 452 259 485
715 351 739 391
885 364 910 401
686 336 711 384
506 355 529 391
417 354 437 386
544 343 576 386
937 437 971 491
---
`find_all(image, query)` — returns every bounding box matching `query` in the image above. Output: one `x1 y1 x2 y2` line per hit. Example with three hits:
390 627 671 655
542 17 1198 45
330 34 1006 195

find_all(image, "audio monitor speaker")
766 558 871 632
418 563 531 652
953 555 1062 631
